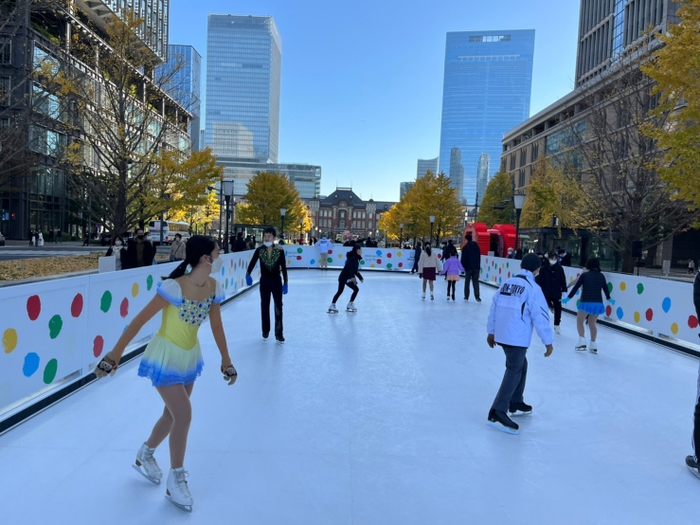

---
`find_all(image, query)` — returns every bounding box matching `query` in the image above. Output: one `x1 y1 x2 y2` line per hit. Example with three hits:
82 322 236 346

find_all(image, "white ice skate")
327 303 338 314
165 467 193 513
422 293 426 300
430 294 434 301
554 325 561 334
589 340 598 354
346 302 357 313
132 443 162 485
575 337 587 351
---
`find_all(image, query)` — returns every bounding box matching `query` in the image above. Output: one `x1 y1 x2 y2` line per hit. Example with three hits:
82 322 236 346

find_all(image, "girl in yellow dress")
95 235 237 512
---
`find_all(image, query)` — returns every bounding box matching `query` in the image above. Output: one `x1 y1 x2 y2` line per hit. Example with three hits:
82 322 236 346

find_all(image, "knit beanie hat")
521 253 542 272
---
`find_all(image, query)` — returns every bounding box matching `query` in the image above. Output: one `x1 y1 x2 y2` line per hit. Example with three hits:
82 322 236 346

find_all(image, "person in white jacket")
486 253 554 435
316 236 334 270
418 244 441 300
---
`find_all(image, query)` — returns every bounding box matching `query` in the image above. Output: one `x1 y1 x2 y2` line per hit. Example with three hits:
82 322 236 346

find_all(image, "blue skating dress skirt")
138 278 225 387
578 301 606 316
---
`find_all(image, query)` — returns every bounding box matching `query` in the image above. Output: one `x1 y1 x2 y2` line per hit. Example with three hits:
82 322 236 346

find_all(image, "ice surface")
1 271 699 524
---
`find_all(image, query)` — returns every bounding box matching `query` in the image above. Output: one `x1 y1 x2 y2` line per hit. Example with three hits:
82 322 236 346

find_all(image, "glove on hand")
282 284 288 295
608 298 616 305
95 353 118 379
245 274 253 286
561 297 571 305
418 273 422 279
221 364 238 386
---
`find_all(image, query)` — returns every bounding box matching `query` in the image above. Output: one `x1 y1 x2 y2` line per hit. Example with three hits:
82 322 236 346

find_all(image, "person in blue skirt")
563 257 615 354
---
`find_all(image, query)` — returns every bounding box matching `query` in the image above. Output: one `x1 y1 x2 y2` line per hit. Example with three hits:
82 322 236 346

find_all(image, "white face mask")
549 258 558 265
145 236 151 241
115 241 122 246
263 241 273 247
208 256 223 274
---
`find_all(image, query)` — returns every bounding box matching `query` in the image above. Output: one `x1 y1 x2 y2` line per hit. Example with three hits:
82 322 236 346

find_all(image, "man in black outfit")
687 267 700 478
460 234 481 301
245 227 288 344
232 232 247 252
124 228 155 269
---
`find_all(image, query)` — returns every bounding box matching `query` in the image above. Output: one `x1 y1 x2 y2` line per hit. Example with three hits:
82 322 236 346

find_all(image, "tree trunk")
621 248 636 274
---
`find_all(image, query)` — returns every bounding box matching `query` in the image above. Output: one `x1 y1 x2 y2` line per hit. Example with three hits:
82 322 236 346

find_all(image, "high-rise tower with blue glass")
438 30 535 205
204 14 281 164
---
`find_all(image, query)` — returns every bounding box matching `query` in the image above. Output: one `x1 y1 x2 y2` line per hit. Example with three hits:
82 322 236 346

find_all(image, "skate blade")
687 465 700 480
508 410 532 417
575 346 587 352
132 463 161 485
487 421 519 435
327 310 338 314
346 309 356 313
165 494 192 513
589 349 598 354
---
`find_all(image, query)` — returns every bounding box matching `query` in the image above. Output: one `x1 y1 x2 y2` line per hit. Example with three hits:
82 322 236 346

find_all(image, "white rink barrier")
0 250 258 427
481 256 700 350
283 245 417 271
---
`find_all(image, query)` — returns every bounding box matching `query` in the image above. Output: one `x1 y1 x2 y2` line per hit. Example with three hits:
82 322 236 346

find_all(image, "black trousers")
463 269 480 300
694 371 700 462
492 344 528 413
259 276 283 338
546 297 562 326
332 280 359 304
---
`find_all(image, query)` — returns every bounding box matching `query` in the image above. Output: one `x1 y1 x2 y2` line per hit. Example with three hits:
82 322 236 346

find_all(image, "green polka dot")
297 247 303 253
607 282 613 293
43 358 58 384
386 263 393 269
327 257 333 263
637 283 644 294
146 275 154 291
100 291 112 313
360 260 365 265
48 315 63 339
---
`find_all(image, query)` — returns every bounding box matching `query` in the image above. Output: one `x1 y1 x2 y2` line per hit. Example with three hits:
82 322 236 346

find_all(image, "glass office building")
157 44 202 151
438 30 534 205
417 157 438 179
204 14 281 163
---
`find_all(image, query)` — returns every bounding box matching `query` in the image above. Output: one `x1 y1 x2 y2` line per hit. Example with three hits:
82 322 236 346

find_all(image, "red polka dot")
328 249 333 254
646 309 654 321
387 253 392 258
93 336 104 357
507 272 511 278
27 295 41 321
689 316 699 329
606 305 612 317
499 268 502 274
377 259 382 264
71 294 84 318
437 254 442 259
296 256 302 260
398 262 403 268
120 298 129 318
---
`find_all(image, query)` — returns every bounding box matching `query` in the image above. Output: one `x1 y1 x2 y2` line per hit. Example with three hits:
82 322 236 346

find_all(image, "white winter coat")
487 270 554 348
418 250 441 273
316 238 333 253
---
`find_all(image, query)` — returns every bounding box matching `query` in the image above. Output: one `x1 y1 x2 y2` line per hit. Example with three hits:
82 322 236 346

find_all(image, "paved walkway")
1 271 698 524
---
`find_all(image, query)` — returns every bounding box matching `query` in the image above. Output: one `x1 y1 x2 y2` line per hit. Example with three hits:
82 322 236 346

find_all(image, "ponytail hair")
163 235 216 280
424 244 432 257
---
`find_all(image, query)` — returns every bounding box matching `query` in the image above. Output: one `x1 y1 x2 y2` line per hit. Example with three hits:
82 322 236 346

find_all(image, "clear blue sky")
170 0 580 201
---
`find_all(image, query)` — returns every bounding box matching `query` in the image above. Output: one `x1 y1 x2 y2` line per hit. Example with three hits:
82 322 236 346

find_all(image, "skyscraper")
438 30 535 204
158 44 202 151
400 182 414 199
205 15 281 164
476 153 490 205
449 148 465 202
417 157 439 179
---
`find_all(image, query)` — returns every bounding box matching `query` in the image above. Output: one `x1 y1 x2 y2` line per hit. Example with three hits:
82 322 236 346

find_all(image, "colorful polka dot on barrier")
689 316 699 329
3 328 17 354
376 250 382 256
71 294 83 318
27 295 41 321
100 291 112 313
377 259 382 265
662 297 672 313
606 305 612 317
23 352 40 377
637 283 644 294
310 259 316 265
671 322 679 335
386 263 392 269
43 358 57 384
146 275 154 291
93 336 104 358
646 309 654 321
387 253 392 258
634 312 641 323
131 283 139 297
119 298 129 318
620 282 627 291
398 262 403 268
607 282 613 294
616 307 624 320
48 315 63 339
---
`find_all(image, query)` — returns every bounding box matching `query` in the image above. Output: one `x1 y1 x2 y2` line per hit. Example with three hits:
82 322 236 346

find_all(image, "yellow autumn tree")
236 172 312 238
169 190 220 235
477 172 513 226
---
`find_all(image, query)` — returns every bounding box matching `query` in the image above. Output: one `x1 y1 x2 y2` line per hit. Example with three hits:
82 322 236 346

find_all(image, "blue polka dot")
662 297 671 313
310 259 316 265
23 352 40 377
376 250 382 256
616 307 624 320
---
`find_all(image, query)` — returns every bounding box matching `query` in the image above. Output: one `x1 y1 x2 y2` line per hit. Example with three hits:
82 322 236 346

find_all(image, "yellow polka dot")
131 283 139 298
569 276 575 281
620 282 627 291
3 328 17 354
671 323 679 335
370 264 376 268
634 312 640 323
397 251 403 257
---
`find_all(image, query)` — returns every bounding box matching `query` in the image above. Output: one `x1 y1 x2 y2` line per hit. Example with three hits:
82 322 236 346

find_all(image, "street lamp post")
513 192 526 250
399 223 403 248
280 208 286 241
299 218 304 243
429 215 435 246
221 180 234 254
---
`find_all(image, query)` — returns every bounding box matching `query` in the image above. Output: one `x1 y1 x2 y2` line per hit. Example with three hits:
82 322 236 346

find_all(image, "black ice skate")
276 336 285 345
508 402 533 417
686 456 700 479
487 409 519 435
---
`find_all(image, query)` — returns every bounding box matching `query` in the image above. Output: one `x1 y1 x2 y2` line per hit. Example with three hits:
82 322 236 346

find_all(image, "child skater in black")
328 244 364 313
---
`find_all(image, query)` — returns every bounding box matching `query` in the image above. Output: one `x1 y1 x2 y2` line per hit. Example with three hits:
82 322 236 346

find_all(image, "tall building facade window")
438 30 534 205
416 157 438 179
204 15 281 164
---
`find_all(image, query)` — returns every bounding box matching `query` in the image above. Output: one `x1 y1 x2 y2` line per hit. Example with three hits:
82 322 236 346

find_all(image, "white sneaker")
346 302 357 312
575 337 587 351
165 468 193 512
554 325 561 334
589 340 598 354
327 303 338 314
133 443 162 485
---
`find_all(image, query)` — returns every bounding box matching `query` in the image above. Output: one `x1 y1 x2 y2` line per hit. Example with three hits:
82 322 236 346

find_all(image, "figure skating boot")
422 293 426 300
554 325 561 334
487 409 519 435
508 402 533 417
589 340 597 354
327 303 338 314
346 302 357 313
165 467 193 512
132 443 162 485
686 456 700 479
430 294 434 301
575 337 587 351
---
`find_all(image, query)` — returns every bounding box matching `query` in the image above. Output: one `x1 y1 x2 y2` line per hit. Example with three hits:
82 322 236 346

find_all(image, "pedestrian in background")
486 253 554 435
316 236 333 270
411 241 422 274
125 228 156 269
461 234 482 302
170 234 186 262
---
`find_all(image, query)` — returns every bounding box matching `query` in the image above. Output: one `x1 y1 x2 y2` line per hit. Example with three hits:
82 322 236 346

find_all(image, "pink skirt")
422 267 436 281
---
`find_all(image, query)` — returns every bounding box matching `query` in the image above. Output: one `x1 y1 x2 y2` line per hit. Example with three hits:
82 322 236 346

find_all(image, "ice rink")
1 270 699 524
